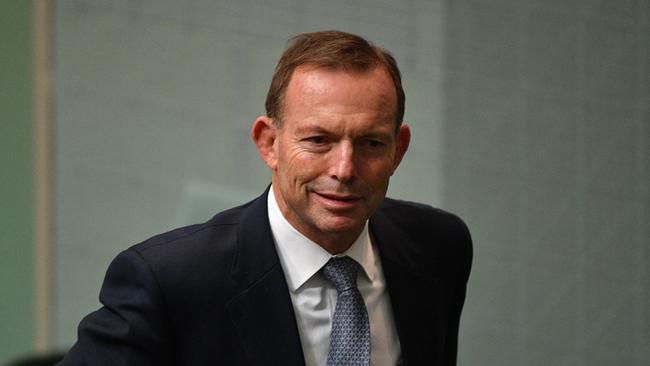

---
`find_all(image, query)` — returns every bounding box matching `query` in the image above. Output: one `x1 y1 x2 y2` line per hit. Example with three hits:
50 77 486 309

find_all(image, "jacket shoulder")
128 198 255 256
376 197 473 281
378 197 469 234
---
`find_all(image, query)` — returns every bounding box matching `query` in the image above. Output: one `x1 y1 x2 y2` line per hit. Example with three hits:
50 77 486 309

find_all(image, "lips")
317 192 362 201
314 191 363 209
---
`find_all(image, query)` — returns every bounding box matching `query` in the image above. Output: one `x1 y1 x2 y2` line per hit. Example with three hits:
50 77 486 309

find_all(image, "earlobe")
251 116 278 170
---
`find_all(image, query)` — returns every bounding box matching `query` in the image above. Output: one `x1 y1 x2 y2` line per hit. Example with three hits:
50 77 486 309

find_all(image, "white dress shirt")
267 188 401 366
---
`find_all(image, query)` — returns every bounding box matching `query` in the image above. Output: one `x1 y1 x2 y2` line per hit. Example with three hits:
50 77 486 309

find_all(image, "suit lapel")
226 190 306 366
370 209 444 365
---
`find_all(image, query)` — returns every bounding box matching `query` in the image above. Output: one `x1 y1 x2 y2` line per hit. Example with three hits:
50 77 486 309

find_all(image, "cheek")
295 164 325 187
279 152 324 186
362 159 394 182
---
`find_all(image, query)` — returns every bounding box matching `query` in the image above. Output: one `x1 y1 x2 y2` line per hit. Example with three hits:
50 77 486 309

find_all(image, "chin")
318 217 365 234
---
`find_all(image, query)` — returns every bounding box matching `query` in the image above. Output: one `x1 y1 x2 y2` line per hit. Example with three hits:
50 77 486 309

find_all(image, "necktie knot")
322 256 360 293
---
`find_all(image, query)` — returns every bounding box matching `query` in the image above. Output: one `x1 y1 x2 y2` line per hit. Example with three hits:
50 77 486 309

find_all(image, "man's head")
265 30 405 129
252 31 410 253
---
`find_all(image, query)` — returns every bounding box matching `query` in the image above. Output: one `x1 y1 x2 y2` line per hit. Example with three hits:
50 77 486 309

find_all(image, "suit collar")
370 206 436 365
369 204 428 274
226 188 306 366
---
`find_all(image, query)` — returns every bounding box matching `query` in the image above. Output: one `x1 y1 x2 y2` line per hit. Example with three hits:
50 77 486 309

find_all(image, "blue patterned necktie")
322 256 370 366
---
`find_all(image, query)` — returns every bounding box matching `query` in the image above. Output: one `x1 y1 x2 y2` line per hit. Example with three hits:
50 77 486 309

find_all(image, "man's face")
255 66 410 252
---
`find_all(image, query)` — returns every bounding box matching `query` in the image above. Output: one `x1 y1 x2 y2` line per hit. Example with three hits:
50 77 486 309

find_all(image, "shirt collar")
267 186 377 292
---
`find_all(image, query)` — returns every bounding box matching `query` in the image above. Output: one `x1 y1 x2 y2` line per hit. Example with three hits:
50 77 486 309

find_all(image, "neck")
314 232 359 255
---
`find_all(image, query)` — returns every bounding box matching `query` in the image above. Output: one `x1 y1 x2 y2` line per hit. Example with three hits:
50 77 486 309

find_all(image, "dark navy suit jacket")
58 190 472 365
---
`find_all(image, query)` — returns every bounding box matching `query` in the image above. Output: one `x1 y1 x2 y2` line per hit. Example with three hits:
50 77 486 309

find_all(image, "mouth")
314 191 363 209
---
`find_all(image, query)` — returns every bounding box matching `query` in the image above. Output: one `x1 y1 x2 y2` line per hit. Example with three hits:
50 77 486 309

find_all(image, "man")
58 30 472 366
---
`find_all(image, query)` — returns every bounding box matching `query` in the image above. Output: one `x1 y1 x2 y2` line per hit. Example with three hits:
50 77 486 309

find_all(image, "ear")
391 123 411 172
251 115 278 170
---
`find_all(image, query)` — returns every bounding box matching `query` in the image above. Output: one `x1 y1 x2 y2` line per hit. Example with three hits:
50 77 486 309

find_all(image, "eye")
363 139 386 149
301 136 330 151
306 136 326 144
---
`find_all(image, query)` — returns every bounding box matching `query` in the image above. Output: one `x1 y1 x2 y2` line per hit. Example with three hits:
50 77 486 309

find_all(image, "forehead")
282 66 397 123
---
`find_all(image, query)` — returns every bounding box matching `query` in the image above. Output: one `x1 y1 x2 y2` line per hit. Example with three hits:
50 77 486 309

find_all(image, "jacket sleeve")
57 249 174 366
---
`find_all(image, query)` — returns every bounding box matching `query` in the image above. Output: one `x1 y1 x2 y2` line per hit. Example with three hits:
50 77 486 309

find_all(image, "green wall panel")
0 0 34 363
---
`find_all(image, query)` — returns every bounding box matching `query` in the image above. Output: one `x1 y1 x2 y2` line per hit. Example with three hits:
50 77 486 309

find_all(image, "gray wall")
53 1 649 364
443 2 649 365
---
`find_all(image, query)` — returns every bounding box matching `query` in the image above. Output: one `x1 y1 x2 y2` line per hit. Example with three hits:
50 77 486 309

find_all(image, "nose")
330 142 356 183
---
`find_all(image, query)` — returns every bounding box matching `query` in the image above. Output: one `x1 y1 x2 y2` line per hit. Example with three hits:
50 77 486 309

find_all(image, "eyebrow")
293 124 332 135
293 125 394 140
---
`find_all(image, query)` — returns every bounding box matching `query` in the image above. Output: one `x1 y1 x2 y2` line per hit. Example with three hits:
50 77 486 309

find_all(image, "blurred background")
1 0 648 365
